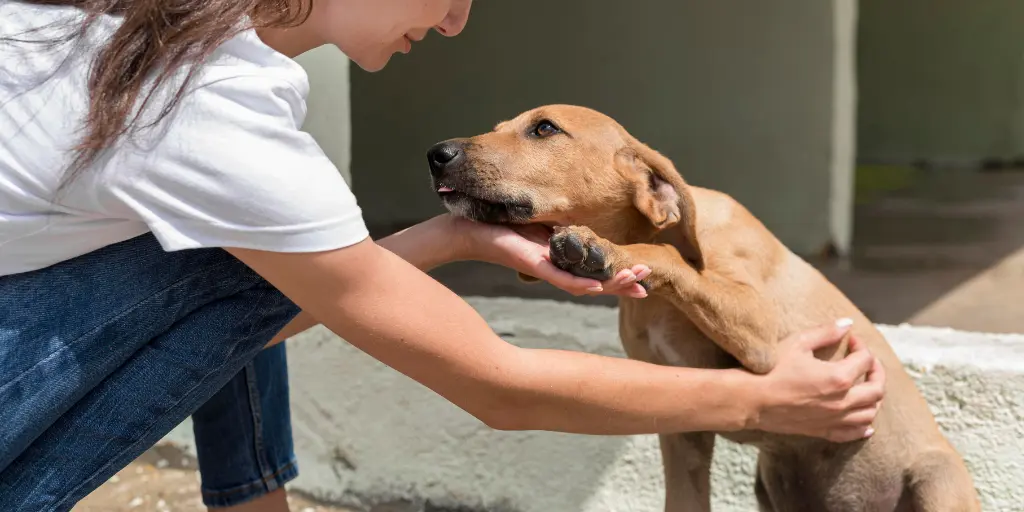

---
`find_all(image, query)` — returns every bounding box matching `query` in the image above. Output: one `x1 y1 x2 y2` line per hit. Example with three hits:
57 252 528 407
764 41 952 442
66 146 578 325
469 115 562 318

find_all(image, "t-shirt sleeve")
97 74 369 253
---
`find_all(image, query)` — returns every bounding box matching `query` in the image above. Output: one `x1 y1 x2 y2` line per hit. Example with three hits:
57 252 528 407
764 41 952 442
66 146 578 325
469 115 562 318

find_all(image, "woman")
0 1 885 511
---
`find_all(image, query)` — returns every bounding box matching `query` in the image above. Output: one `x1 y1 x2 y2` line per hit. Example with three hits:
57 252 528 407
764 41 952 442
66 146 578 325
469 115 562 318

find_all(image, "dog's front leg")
549 226 780 374
659 432 716 512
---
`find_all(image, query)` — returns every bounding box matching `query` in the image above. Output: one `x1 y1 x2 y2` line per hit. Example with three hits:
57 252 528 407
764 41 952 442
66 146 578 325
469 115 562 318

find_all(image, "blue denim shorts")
0 233 302 510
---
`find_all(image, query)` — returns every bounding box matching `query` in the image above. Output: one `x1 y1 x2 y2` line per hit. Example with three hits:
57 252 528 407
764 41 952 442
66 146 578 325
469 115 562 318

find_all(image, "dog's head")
426 104 703 268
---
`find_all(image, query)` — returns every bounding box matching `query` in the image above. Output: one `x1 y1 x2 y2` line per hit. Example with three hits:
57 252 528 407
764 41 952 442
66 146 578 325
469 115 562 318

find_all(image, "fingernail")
619 273 637 285
836 318 854 329
636 268 652 280
864 427 875 437
587 286 604 293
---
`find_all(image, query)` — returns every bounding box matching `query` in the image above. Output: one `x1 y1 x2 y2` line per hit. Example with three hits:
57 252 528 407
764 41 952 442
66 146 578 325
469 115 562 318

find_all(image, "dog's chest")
647 320 687 365
620 300 733 369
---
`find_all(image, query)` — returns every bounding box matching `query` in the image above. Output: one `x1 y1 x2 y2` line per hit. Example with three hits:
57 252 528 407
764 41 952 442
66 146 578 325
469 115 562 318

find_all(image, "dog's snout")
427 141 463 177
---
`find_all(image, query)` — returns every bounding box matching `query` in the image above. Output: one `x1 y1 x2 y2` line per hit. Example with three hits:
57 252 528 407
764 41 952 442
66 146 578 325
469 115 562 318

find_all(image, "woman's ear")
620 138 705 270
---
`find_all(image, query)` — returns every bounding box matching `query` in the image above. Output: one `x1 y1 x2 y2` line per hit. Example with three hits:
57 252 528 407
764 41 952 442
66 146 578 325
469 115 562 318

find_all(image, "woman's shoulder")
201 29 311 99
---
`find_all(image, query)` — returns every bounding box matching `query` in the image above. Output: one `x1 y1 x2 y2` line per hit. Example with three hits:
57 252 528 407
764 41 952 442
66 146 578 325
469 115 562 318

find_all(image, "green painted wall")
858 0 1024 166
296 46 353 185
350 1 855 255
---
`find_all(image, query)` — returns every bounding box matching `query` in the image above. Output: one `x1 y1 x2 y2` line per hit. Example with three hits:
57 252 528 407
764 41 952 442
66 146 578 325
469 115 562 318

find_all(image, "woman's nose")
435 0 472 37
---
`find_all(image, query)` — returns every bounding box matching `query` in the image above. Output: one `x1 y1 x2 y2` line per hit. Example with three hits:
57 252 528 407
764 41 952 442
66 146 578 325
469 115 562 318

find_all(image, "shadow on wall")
816 167 1024 332
850 0 1024 332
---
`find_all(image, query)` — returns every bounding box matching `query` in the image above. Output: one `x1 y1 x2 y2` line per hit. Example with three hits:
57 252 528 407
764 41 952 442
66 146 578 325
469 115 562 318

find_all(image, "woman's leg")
0 233 301 512
192 343 298 510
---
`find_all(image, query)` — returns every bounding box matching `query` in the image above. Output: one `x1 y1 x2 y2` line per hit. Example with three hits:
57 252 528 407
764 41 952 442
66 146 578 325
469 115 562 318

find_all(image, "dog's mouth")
435 182 534 225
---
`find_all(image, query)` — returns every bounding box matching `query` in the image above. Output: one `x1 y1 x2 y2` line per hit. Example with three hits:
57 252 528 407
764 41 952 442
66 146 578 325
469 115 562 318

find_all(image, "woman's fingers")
827 337 882 395
598 268 648 298
822 403 879 443
838 405 879 428
613 268 637 286
789 318 854 351
840 357 886 410
634 265 652 281
489 232 601 296
530 256 648 298
530 260 604 296
825 424 876 443
778 319 883 399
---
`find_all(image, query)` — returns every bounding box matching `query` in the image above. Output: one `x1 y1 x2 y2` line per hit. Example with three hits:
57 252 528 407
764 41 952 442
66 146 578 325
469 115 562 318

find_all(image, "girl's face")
314 0 473 71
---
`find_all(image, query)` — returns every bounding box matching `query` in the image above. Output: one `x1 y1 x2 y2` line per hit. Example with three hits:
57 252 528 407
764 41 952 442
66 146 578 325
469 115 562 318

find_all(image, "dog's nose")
427 141 463 177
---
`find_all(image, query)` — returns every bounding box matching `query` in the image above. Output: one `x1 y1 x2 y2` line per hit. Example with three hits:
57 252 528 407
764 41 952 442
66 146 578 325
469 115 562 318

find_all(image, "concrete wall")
295 46 353 184
162 297 1024 512
857 0 1024 167
349 1 857 255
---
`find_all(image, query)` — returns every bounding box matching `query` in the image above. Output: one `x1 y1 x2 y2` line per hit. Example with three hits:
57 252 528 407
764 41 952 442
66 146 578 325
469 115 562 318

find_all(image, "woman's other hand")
445 214 650 299
748 319 886 443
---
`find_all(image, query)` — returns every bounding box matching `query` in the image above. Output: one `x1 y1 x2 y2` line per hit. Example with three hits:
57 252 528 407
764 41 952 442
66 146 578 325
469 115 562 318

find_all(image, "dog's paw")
549 226 618 282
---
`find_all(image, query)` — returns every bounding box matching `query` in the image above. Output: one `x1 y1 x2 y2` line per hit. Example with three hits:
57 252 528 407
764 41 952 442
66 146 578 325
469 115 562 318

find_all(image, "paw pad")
550 228 614 281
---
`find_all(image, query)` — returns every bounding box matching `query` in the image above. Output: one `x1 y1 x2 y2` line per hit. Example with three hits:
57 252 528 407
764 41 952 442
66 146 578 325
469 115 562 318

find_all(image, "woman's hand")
746 319 886 442
445 214 651 298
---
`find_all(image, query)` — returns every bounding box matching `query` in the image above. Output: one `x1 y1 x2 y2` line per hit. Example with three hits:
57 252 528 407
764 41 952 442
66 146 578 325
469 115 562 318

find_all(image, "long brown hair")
6 0 312 179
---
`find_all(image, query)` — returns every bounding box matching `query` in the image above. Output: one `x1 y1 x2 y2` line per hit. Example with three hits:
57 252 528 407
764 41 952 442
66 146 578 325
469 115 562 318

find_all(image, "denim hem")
200 458 299 508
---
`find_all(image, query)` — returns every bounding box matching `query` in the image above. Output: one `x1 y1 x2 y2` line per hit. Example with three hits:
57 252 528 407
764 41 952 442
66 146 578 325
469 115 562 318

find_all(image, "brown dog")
425 105 980 512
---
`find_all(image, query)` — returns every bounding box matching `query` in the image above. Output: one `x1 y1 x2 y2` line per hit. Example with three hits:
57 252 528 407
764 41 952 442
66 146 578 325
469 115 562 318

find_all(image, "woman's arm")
266 215 465 344
267 214 645 345
228 233 883 441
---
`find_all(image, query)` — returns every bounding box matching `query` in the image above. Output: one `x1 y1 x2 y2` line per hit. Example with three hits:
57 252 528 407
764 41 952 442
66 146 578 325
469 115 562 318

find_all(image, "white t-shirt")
0 2 370 276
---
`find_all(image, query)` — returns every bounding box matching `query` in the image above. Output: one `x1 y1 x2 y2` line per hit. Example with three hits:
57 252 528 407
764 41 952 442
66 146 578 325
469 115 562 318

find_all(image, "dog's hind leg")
907 450 980 512
659 432 716 512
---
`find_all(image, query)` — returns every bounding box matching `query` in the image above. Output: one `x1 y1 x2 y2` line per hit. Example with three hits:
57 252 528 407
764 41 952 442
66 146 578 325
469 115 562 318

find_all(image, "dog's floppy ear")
619 137 705 270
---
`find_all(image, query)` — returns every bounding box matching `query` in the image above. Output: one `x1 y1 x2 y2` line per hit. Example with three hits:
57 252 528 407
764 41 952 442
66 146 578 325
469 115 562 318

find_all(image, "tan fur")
430 104 981 512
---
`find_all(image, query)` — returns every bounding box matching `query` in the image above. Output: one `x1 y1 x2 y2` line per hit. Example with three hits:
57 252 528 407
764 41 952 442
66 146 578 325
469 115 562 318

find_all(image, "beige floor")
74 444 351 512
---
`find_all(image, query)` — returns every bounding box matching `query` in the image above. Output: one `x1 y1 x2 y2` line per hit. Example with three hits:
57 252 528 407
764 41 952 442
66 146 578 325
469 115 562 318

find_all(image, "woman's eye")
532 120 560 138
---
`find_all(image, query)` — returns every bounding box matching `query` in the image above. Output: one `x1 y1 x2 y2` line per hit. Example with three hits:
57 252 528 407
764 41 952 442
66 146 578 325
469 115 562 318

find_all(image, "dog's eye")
531 120 560 138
